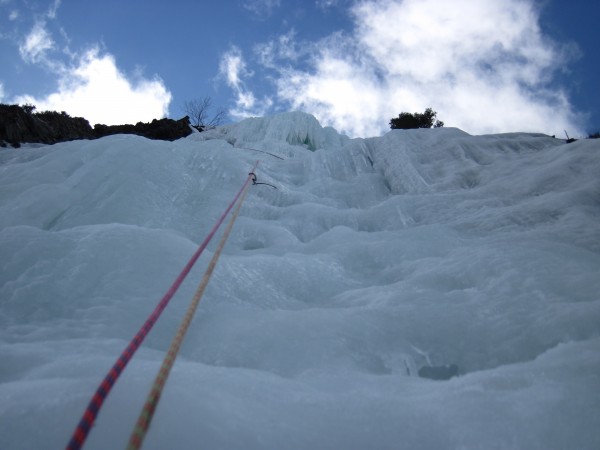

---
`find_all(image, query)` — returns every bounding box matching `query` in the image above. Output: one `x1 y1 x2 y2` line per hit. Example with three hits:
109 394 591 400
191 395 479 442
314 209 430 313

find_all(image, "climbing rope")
66 161 259 450
236 146 285 160
126 167 253 450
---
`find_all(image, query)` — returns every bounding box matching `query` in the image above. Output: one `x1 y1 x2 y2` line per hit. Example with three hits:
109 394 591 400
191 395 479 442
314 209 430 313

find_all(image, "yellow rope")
126 174 254 450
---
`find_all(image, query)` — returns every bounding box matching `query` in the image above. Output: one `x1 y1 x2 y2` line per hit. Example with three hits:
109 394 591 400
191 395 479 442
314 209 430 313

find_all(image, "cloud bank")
8 4 171 125
223 0 583 137
16 48 172 125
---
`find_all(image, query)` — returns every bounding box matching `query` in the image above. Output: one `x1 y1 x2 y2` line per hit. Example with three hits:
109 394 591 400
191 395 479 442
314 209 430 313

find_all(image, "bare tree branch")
207 106 226 127
183 97 226 130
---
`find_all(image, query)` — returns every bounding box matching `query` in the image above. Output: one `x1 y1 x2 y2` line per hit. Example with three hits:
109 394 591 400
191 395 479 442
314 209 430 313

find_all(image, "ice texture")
1 112 599 449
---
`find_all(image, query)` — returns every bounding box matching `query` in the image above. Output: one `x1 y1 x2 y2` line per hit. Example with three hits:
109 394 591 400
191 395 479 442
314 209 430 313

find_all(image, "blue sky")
1 0 598 138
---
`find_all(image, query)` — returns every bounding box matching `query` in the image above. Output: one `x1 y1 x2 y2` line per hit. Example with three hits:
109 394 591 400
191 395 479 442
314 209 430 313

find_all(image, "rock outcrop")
0 104 94 146
93 116 192 141
0 104 193 147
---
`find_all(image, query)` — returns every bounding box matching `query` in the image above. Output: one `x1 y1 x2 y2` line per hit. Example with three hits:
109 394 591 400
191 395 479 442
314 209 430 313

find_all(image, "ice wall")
1 113 599 449
199 111 350 151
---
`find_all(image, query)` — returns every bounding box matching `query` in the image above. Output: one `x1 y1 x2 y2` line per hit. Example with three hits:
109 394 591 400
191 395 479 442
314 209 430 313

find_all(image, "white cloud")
9 1 172 125
15 48 172 125
19 20 54 64
219 46 272 119
220 46 248 88
255 29 300 68
47 0 61 19
315 0 341 9
0 81 4 102
276 54 386 137
243 0 281 18
256 0 583 137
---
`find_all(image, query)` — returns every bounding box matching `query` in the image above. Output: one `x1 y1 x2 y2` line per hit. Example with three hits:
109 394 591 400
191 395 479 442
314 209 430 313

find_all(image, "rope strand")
126 168 254 450
66 161 259 450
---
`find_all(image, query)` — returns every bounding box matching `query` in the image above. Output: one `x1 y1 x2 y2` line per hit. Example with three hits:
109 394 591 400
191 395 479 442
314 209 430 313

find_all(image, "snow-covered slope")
1 112 599 449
